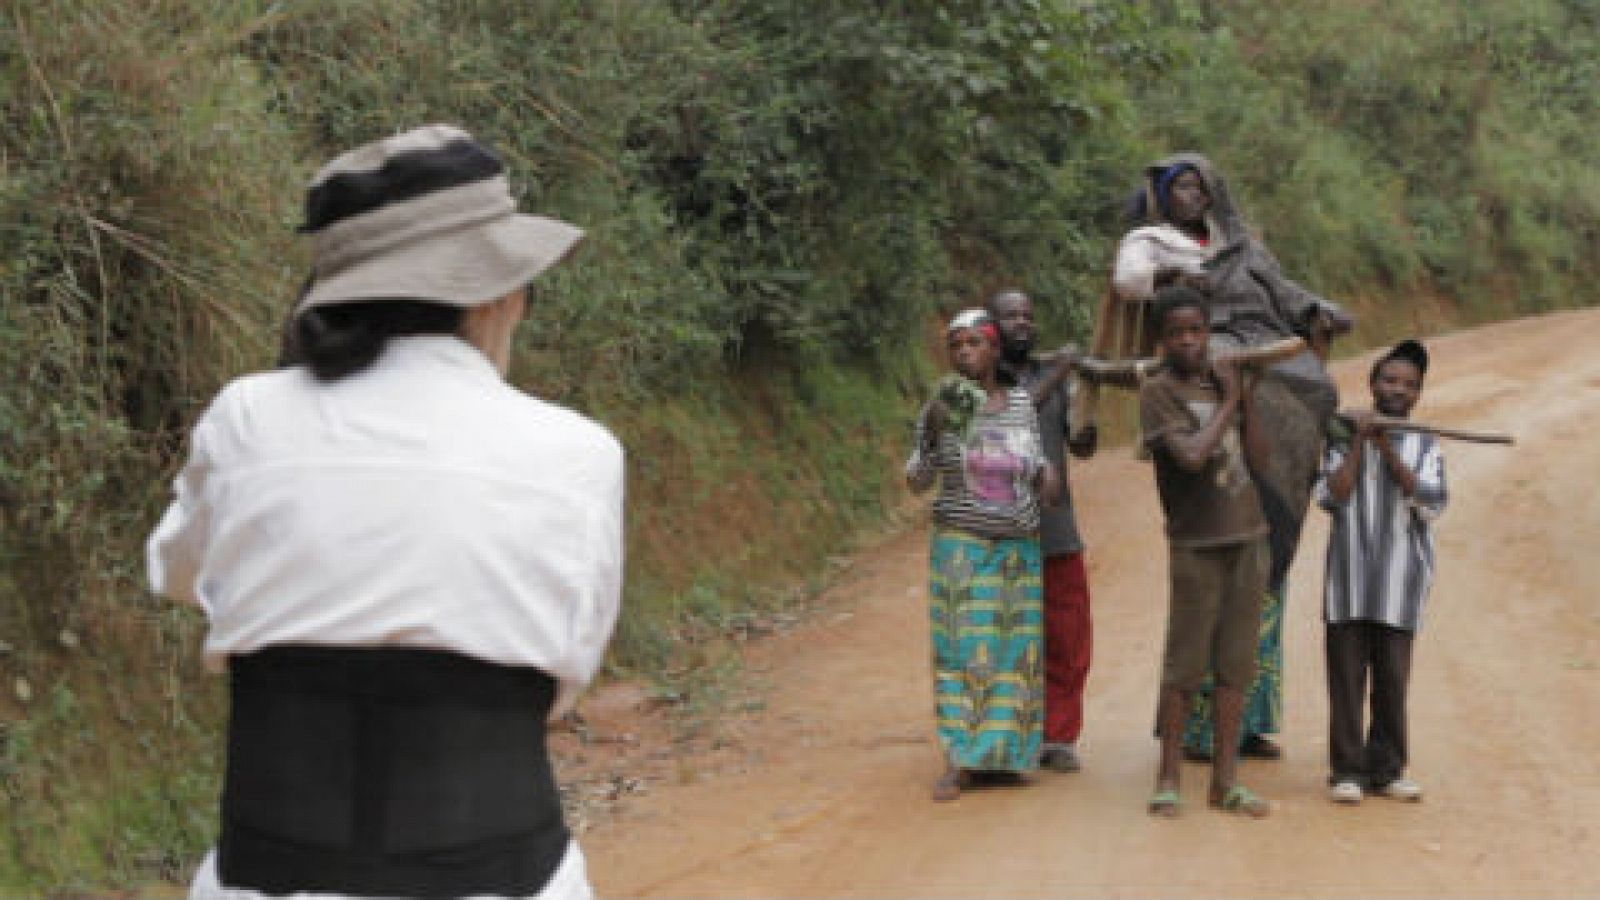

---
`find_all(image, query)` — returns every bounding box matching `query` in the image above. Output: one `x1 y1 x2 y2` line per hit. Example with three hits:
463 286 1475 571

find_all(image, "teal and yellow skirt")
930 527 1044 772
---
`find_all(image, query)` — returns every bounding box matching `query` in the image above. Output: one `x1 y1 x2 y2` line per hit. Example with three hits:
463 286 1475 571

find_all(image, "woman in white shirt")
148 124 623 900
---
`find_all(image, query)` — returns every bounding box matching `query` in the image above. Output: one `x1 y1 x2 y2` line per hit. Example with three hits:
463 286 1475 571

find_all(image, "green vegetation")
1142 0 1600 333
1 0 1596 889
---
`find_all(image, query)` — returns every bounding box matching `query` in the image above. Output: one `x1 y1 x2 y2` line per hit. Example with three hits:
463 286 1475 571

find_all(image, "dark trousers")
1325 621 1415 788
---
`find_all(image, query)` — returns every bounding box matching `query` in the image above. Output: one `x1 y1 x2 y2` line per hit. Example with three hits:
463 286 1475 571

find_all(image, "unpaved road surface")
580 310 1600 897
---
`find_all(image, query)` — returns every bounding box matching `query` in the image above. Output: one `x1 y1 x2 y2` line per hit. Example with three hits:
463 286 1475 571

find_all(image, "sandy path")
580 309 1600 896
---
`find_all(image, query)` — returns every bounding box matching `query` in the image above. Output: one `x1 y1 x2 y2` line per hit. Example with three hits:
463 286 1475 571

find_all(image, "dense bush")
1136 0 1600 320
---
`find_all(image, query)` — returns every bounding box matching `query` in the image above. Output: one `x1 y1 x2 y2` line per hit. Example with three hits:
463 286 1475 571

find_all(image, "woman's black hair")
275 275 317 369
294 299 465 381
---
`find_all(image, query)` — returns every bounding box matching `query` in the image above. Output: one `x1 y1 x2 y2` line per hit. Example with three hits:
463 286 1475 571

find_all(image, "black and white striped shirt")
905 388 1044 539
1315 430 1448 631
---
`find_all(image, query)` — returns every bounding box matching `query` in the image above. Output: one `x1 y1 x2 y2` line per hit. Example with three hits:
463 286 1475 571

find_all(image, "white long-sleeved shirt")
147 335 624 717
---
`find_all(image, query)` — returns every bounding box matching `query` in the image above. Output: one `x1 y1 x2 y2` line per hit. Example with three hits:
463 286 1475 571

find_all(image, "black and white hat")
295 124 583 313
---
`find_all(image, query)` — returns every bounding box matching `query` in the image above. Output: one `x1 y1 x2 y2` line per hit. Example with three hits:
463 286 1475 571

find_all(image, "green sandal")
1147 788 1182 818
1212 784 1271 818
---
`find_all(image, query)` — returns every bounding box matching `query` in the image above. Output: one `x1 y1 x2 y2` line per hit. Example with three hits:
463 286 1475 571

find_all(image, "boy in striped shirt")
1315 339 1448 804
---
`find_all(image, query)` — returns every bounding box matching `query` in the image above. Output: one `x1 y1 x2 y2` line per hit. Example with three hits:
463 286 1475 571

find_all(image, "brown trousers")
1325 621 1415 788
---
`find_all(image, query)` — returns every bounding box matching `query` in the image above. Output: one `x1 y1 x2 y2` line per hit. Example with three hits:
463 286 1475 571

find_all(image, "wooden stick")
1073 283 1126 431
1027 350 1151 411
1056 335 1308 398
1071 354 1156 389
1214 335 1307 368
1340 412 1515 445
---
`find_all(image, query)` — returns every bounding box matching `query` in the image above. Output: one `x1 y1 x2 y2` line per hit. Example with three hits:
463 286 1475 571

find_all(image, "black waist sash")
218 645 569 898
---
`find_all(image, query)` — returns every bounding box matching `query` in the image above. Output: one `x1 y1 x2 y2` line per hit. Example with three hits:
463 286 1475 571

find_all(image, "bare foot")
932 770 966 803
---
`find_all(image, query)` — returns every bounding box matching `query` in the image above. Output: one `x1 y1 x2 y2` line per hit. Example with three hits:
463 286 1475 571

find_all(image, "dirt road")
578 310 1600 896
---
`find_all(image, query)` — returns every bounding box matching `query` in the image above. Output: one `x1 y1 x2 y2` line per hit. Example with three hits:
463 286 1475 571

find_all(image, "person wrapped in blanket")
905 308 1060 802
1113 153 1354 762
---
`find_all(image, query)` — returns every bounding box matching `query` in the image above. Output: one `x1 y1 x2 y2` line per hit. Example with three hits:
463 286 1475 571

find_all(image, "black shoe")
1039 743 1082 773
1240 735 1283 760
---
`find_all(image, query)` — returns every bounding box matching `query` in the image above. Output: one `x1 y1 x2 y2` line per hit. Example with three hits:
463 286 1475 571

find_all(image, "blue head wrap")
1154 162 1199 222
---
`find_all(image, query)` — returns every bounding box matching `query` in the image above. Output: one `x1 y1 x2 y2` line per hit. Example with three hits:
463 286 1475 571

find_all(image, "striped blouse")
1314 430 1448 631
905 387 1044 539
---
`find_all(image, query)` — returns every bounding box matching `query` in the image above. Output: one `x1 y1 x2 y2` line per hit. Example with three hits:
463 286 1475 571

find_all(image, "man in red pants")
989 289 1097 772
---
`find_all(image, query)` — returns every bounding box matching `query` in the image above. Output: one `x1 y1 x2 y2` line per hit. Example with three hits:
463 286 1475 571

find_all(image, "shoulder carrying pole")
1338 412 1514 445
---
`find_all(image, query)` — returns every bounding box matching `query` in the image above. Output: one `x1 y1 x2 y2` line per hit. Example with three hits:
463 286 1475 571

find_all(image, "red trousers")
1044 552 1093 744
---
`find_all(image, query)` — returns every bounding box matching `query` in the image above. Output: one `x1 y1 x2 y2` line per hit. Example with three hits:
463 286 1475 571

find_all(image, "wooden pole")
1339 412 1515 445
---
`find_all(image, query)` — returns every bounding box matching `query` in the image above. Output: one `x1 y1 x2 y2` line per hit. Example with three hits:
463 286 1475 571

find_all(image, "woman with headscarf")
905 308 1059 802
147 124 622 899
1111 153 1353 762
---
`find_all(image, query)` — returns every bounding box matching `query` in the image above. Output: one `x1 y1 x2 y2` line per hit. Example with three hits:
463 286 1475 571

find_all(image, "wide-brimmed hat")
295 124 583 314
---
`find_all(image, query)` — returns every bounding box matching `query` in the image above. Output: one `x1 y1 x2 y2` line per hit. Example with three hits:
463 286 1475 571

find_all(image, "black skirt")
217 645 569 898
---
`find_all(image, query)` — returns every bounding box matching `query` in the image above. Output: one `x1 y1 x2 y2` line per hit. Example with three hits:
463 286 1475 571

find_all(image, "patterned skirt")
1182 584 1284 752
930 527 1044 772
